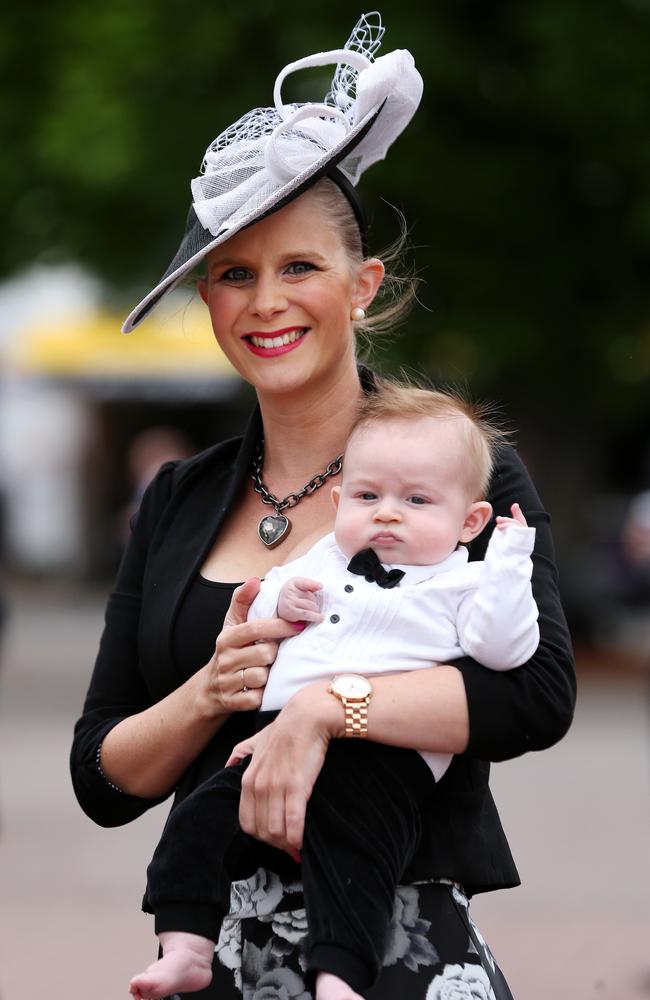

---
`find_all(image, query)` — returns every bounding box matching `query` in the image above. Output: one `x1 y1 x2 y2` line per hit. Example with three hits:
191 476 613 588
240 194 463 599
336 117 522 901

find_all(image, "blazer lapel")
140 407 263 692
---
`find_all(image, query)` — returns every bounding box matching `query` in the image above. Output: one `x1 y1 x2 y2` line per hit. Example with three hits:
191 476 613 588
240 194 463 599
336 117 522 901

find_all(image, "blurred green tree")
2 0 650 482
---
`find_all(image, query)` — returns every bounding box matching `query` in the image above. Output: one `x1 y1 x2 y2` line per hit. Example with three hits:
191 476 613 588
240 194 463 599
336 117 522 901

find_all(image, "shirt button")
344 584 354 593
329 614 340 624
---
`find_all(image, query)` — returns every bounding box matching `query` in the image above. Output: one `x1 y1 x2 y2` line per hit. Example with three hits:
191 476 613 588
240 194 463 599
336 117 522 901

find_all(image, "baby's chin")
359 541 416 564
376 551 428 566
336 533 442 565
369 542 459 566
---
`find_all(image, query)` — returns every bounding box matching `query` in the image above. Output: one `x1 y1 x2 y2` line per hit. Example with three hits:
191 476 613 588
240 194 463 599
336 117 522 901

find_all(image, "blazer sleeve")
455 446 576 761
69 462 177 827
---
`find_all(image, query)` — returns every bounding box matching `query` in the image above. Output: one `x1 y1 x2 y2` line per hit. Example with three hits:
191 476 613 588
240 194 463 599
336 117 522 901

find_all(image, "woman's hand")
96 581 312 801
226 685 338 856
200 577 300 717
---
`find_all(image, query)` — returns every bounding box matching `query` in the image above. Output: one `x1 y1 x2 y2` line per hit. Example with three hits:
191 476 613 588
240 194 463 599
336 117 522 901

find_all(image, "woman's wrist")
193 665 231 724
289 668 470 754
285 682 344 740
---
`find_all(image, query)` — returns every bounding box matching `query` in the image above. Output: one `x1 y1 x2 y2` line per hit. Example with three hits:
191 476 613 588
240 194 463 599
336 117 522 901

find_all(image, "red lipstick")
243 327 309 357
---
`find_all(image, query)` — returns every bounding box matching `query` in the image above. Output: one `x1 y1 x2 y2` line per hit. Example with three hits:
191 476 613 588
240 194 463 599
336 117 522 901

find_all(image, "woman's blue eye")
286 261 315 276
221 267 251 282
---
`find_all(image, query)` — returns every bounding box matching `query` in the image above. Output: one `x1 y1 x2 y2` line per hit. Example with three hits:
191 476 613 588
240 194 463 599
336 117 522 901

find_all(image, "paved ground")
0 582 648 1000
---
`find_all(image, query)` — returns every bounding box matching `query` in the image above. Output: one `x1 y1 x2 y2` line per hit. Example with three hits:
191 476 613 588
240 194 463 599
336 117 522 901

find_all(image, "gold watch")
328 674 373 738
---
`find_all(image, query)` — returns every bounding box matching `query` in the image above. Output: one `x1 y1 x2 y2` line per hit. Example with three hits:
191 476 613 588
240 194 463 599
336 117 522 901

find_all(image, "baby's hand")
277 577 324 625
495 502 528 530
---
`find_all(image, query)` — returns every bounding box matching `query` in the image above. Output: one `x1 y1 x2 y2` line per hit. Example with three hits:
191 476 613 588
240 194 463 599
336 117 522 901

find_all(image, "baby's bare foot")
129 931 214 999
316 970 365 1000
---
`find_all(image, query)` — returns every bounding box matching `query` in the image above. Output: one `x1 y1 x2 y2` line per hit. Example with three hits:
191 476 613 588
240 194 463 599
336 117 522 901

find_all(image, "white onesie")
249 524 539 781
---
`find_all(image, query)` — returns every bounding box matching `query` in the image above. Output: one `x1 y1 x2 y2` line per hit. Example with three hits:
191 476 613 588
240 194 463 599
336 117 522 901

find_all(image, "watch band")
343 697 369 738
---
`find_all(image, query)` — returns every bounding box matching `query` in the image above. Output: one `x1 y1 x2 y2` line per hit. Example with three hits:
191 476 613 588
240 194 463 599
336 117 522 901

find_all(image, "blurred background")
0 2 648 998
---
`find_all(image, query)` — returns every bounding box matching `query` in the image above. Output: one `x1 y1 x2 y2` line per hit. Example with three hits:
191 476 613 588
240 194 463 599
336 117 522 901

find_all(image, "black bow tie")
347 548 405 589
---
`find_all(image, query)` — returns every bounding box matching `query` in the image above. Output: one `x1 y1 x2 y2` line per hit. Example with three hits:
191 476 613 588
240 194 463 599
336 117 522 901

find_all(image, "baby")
130 383 539 1000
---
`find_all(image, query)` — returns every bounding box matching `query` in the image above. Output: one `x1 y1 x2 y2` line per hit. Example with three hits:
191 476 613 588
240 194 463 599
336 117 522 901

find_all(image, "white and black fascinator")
123 12 423 331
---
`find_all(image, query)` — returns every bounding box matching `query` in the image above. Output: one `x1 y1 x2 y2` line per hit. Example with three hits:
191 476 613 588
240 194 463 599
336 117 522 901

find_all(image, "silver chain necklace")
251 440 343 548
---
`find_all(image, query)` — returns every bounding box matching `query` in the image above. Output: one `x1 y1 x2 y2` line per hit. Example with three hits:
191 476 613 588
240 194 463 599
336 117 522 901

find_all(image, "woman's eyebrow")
282 250 328 261
208 258 243 274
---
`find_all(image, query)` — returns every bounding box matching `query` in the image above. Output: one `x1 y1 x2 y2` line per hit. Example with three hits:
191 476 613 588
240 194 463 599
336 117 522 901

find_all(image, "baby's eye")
220 266 252 282
406 495 428 505
357 492 377 501
286 261 316 276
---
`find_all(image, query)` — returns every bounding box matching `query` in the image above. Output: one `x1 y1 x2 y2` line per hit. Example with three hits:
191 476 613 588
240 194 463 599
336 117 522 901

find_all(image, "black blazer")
71 398 576 897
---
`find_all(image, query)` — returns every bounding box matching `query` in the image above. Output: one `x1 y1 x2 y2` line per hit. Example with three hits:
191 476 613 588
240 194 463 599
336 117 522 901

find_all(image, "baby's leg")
133 759 254 998
302 740 434 995
129 930 214 999
144 757 252 935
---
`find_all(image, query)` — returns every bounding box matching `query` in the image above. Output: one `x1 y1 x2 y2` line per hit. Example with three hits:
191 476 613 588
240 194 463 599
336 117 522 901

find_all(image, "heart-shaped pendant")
258 514 291 549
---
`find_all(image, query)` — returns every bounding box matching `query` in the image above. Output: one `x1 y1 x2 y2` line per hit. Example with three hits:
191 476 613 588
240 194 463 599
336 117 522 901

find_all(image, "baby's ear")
459 501 492 543
331 485 341 511
197 276 208 304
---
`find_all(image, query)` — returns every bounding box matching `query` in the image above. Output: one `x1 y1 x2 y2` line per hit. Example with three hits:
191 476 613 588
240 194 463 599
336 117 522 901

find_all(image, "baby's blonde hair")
350 377 509 499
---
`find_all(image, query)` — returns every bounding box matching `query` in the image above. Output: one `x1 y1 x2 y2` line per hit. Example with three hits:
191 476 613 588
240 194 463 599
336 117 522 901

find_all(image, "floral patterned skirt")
165 869 515 1000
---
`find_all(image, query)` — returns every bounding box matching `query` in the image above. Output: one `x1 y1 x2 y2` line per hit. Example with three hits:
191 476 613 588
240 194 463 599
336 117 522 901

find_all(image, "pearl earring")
351 306 366 322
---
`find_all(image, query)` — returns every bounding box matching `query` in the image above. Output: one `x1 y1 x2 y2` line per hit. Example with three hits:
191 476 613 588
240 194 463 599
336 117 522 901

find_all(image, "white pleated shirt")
251 524 539 781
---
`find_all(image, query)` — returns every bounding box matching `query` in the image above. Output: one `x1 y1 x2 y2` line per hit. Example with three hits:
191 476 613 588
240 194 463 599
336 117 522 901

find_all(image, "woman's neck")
256 364 363 480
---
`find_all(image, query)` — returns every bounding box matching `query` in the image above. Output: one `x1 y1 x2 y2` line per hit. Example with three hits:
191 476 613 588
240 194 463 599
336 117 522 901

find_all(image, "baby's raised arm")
495 501 528 531
457 502 539 671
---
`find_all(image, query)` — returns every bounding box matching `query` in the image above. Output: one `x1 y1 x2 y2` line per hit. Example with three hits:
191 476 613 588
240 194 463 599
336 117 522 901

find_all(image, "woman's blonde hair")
350 376 511 499
308 178 418 347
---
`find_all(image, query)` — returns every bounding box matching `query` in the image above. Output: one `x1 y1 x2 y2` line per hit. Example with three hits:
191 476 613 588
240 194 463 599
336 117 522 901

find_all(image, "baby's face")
332 416 482 566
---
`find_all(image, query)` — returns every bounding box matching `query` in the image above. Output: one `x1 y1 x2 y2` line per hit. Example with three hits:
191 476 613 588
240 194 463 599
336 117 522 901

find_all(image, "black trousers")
144 732 434 995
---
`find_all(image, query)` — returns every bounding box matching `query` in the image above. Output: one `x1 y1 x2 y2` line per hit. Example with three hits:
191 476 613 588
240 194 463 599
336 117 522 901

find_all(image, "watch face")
331 674 373 699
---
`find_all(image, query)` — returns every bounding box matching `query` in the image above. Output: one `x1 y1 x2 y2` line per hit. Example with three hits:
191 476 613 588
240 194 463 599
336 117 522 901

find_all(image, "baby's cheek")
333 511 359 560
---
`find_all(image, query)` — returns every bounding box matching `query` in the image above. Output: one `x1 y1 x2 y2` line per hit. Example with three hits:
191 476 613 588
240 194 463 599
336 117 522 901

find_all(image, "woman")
71 14 575 1000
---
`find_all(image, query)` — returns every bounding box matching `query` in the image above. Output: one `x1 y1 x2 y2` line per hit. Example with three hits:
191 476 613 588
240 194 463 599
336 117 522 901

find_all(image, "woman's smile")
243 326 310 357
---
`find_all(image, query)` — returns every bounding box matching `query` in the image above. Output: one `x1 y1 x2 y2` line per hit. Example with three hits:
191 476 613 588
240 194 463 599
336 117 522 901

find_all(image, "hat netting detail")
200 12 384 171
325 11 384 112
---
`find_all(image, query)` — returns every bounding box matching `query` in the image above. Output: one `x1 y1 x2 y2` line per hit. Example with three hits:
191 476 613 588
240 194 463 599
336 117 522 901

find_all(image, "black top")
70 373 576 897
172 576 238 676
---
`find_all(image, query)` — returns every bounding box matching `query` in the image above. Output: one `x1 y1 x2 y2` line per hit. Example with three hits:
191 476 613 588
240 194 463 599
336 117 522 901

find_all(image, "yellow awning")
5 299 236 380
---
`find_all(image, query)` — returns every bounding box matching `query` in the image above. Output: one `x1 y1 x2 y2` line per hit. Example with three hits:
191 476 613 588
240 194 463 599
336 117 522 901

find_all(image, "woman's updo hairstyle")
308 178 419 351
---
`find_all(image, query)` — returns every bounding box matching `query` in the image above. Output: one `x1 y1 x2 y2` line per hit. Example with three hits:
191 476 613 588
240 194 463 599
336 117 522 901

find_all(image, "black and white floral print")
216 913 243 991
215 868 292 996
451 885 497 978
201 870 514 1000
425 963 496 1000
259 907 309 946
231 869 285 918
244 946 311 1000
382 885 439 971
